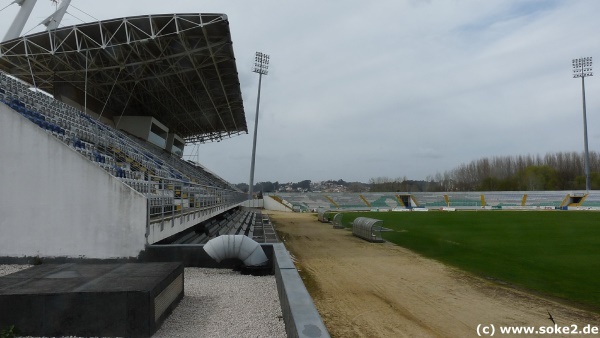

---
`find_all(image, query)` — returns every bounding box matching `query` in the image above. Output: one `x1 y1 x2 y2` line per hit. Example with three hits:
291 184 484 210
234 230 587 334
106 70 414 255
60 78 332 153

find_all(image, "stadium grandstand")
364 193 404 208
272 191 600 211
0 3 328 337
0 11 252 259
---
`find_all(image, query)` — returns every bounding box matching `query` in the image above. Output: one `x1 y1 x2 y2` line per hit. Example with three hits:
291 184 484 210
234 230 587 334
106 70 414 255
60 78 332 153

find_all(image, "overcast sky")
2 0 600 184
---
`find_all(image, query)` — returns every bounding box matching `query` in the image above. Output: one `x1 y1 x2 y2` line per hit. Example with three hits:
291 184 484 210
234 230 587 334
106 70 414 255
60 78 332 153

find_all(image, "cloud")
413 147 444 159
1 0 599 184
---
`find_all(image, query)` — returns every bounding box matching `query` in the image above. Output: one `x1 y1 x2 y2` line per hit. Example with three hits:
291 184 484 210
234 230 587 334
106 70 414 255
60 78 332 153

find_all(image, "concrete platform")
0 262 183 337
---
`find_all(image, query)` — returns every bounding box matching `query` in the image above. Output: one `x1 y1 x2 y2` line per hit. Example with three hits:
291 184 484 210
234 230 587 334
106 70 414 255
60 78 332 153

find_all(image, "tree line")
238 151 600 193
368 152 600 192
368 177 429 192
235 180 312 193
431 151 600 191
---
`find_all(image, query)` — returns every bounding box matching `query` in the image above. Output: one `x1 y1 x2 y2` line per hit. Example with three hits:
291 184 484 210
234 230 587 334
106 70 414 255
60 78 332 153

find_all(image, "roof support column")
3 0 37 42
41 0 71 30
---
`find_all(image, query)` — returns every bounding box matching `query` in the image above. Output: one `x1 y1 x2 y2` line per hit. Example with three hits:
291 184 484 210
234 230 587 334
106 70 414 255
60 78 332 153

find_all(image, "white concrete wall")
0 105 148 259
241 199 264 208
147 204 239 244
114 116 151 140
263 196 291 212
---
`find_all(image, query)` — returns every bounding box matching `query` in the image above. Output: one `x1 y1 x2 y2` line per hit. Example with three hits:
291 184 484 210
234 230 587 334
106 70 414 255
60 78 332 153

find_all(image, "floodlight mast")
572 57 593 191
248 52 269 200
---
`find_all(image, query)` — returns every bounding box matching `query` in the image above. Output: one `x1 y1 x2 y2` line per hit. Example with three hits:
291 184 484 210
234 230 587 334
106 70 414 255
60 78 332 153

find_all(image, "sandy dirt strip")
268 211 600 338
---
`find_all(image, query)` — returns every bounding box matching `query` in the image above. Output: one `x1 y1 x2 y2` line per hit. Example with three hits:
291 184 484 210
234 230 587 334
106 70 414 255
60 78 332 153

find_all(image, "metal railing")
1 74 247 234
143 175 246 222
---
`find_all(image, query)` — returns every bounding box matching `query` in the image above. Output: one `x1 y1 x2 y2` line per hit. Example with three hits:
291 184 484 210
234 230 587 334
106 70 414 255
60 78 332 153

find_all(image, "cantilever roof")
0 13 247 143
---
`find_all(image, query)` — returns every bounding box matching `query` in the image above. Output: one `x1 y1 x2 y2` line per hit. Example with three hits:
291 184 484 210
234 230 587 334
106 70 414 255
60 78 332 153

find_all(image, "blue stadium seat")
1 72 245 219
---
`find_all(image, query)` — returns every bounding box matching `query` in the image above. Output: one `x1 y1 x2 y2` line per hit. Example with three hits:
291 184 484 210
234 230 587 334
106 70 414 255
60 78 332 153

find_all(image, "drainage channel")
252 213 279 243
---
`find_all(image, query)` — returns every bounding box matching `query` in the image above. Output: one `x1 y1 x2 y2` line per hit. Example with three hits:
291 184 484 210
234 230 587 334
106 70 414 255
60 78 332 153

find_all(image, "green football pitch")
334 211 600 311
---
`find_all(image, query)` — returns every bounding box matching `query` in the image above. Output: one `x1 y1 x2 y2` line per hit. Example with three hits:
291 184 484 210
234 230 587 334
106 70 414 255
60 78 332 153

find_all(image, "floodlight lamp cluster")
253 51 270 75
572 57 593 78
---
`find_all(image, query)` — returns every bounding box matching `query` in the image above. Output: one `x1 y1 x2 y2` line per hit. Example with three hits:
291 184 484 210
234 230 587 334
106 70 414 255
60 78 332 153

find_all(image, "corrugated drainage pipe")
204 235 269 266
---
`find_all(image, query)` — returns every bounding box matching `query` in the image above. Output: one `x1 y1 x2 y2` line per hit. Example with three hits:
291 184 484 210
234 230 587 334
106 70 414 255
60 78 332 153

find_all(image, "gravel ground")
154 268 286 338
0 265 286 338
0 264 32 277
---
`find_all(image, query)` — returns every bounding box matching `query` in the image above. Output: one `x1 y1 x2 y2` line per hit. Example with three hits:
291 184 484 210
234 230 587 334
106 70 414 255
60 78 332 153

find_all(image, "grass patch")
340 211 600 310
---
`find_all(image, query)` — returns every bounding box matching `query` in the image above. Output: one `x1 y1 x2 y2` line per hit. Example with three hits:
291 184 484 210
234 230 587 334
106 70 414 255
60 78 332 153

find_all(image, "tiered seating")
581 194 600 207
484 192 523 207
446 193 483 207
229 210 255 236
408 194 443 207
525 192 566 207
274 194 311 211
328 194 369 209
167 208 258 244
275 192 599 211
366 194 400 208
0 72 245 221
